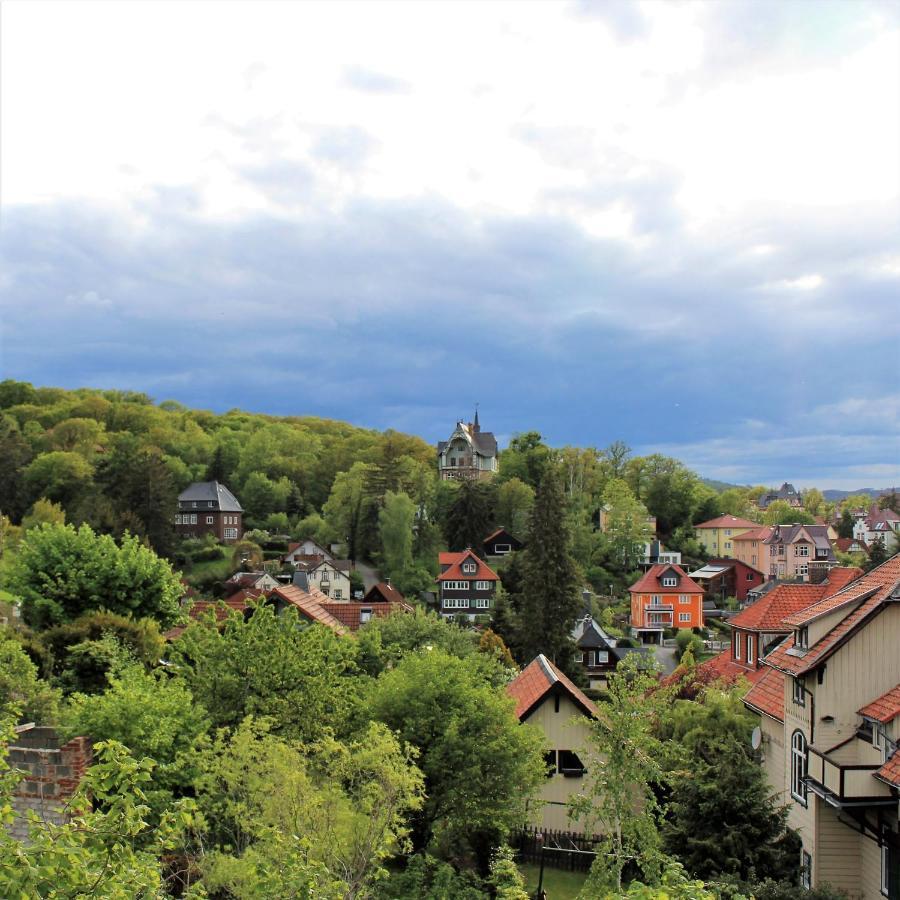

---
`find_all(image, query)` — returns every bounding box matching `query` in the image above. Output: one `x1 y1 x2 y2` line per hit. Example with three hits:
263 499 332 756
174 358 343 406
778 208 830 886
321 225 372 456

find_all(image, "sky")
1 0 899 490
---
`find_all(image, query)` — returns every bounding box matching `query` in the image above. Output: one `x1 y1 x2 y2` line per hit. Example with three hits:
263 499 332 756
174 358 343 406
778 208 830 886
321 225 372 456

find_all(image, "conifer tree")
444 479 496 552
516 465 580 667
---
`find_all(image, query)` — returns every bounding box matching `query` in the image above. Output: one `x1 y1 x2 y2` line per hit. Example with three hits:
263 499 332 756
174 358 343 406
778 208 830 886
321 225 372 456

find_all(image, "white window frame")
462 562 477 574
442 580 469 591
746 635 754 665
791 731 808 805
494 543 511 554
206 516 214 524
651 594 662 605
678 612 691 623
575 652 584 663
597 650 609 664
793 678 805 707
796 545 810 557
734 632 741 660
475 580 491 590
175 514 182 524
662 577 677 587
333 589 342 600
474 598 489 609
224 527 238 540
190 514 197 524
679 595 690 604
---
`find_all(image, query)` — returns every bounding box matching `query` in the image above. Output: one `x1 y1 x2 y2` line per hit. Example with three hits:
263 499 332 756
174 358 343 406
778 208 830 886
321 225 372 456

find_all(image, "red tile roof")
731 526 774 542
764 555 900 676
320 601 412 632
269 585 348 634
694 649 766 685
364 582 406 604
729 583 831 632
629 564 704 594
743 666 785 722
875 750 900 787
695 515 760 530
858 684 900 724
506 654 600 721
437 550 499 582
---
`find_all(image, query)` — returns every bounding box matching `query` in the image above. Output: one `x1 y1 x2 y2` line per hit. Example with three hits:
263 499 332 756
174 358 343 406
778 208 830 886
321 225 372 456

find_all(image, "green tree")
367 649 546 867
878 491 900 514
379 490 416 579
21 497 66 531
23 450 94 508
0 633 60 724
488 845 529 900
0 415 34 520
763 500 814 525
495 477 535 540
231 538 264 569
444 479 496 552
601 478 653 571
169 603 359 742
866 536 889 571
803 487 825 518
323 462 378 561
837 509 855 539
498 431 551 489
241 471 290 522
517 466 580 667
9 523 183 630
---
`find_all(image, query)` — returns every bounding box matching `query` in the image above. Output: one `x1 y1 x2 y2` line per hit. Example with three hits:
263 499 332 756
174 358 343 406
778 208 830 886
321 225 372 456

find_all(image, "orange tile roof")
695 515 760 530
731 526 774 542
506 654 600 721
437 549 499 582
820 566 864 596
858 684 900 724
876 750 900 787
729 583 828 631
764 555 900 676
629 564 704 594
269 585 347 634
694 649 766 685
743 666 785 722
319 601 413 632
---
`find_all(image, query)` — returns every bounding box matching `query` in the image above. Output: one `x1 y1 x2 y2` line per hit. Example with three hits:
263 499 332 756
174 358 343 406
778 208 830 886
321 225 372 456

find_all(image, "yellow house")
694 515 759 558
507 654 600 833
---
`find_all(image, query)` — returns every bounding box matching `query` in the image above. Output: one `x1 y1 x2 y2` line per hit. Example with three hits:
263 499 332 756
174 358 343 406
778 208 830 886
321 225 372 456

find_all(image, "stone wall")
8 726 91 842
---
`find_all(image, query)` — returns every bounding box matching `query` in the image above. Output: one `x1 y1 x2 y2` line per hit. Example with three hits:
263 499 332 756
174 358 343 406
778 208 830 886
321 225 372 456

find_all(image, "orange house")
628 564 704 644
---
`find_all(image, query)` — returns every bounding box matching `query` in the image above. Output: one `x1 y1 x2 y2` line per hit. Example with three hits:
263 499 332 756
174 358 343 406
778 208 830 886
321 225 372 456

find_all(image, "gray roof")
437 423 498 459
764 524 834 557
178 481 243 512
572 616 616 649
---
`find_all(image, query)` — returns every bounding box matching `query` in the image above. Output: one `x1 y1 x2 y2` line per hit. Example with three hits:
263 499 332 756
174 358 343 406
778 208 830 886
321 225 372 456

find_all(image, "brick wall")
8 726 91 842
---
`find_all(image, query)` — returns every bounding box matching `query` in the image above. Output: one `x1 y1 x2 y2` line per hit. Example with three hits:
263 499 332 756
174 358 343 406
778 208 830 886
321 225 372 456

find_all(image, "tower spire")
473 404 480 432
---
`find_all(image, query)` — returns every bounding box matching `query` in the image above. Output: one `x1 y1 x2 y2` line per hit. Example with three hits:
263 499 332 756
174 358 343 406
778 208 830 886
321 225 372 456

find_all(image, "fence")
513 826 600 872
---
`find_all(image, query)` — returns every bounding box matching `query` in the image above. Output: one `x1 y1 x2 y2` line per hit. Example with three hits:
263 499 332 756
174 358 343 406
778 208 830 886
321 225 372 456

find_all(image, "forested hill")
0 379 433 552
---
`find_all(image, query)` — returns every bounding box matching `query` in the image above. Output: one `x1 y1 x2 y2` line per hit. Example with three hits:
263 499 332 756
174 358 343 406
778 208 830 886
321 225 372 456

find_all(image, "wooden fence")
513 826 600 872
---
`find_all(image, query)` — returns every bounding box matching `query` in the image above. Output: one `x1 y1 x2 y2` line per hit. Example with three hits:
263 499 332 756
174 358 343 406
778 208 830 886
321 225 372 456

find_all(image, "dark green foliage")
498 431 551 489
866 536 889 570
741 879 847 899
837 509 855 539
0 415 34 520
373 854 485 900
515 467 580 668
444 480 496 552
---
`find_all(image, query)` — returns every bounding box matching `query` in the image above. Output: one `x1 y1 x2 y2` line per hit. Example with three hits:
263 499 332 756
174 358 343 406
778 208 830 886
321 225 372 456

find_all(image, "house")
174 481 243 543
743 554 900 895
268 584 348 633
482 527 523 558
756 482 804 510
306 558 352 601
854 503 900 552
320 599 414 632
763 524 837 581
730 526 774 571
364 582 407 604
694 567 863 688
282 538 334 567
694 515 759 558
688 558 766 605
639 540 681 569
572 616 651 689
835 537 870 556
223 571 280 597
436 549 499 620
628 564 704 644
506 654 601 832
436 410 498 481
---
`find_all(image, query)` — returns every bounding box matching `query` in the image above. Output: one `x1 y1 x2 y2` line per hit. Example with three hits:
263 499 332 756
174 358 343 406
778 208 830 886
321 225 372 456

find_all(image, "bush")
741 879 848 900
191 545 225 563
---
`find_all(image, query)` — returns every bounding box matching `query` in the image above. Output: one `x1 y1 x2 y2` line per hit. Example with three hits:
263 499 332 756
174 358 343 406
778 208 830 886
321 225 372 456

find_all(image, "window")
445 614 455 622
725 529 732 536
798 563 808 576
175 515 182 524
333 589 342 600
575 652 584 663
651 594 662 605
796 627 808 649
462 562 476 573
793 678 805 707
662 576 677 587
725 541 732 550
206 516 214 524
746 635 754 665
442 581 469 591
883 826 891 896
734 633 741 660
597 651 609 664
791 731 808 804
801 850 811 889
224 527 238 540
475 580 491 590
795 545 809 557
679 595 690 604
190 514 197 524
494 543 511 555
746 572 755 581
557 750 586 777
359 607 372 623
474 598 490 609
874 725 891 763
679 613 691 623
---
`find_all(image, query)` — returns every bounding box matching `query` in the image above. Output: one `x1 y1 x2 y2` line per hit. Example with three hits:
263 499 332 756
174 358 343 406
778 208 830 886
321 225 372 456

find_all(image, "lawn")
520 862 588 900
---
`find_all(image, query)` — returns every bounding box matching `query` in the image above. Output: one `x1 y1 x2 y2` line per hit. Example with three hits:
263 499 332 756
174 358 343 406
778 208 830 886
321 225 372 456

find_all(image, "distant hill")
701 478 749 492
822 488 895 502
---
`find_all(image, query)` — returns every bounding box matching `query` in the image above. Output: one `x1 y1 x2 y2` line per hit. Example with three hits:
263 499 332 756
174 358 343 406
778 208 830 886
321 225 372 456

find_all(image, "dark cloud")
341 65 410 95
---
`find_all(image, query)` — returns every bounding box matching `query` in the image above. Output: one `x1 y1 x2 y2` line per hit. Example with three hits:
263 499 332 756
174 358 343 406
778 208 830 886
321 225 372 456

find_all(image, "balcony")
806 746 894 808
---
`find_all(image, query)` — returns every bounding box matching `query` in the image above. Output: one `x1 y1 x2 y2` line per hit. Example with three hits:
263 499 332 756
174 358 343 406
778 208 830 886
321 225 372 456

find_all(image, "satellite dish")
751 726 762 750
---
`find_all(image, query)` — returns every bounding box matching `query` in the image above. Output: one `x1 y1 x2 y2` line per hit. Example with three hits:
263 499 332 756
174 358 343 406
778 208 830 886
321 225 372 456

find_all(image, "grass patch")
520 862 588 900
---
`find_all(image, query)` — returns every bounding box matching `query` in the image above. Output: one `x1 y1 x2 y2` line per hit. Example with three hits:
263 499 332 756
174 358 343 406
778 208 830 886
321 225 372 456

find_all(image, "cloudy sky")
2 1 899 489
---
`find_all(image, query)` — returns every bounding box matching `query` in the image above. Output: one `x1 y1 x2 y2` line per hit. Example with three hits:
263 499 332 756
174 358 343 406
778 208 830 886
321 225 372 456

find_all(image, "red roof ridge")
629 563 704 594
506 654 600 721
695 515 760 529
436 548 499 582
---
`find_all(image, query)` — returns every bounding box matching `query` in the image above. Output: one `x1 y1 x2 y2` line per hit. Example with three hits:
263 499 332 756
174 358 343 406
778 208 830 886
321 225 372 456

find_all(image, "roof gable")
506 654 600 721
694 515 759 530
437 549 499 582
629 563 704 594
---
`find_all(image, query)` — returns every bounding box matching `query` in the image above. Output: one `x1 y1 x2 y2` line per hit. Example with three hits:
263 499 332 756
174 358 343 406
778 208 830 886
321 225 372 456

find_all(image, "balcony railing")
806 747 893 806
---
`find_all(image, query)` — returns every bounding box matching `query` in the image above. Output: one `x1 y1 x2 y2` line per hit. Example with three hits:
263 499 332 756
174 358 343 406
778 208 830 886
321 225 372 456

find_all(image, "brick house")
175 481 243 543
688 558 766 605
628 564 705 644
436 549 499 621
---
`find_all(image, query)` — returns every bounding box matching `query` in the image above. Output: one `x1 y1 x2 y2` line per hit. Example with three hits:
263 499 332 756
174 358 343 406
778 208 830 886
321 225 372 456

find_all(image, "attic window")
796 627 809 650
462 562 476 574
557 750 586 777
662 576 677 587
360 607 373 624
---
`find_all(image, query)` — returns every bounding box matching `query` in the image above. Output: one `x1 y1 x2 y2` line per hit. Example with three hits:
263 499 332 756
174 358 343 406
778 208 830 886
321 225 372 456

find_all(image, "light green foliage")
763 500 814 525
625 455 700 537
323 461 378 560
193 718 424 899
21 498 66 531
231 538 264 569
495 477 535 540
601 478 653 570
170 603 359 742
379 490 416 578
803 488 825 518
572 655 668 892
367 649 546 863
585 861 718 899
44 416 106 455
716 488 757 521
22 450 94 506
498 431 551 489
62 658 209 818
240 471 291 522
488 845 529 900
0 633 60 724
9 522 183 629
0 736 193 899
373 853 485 900
674 629 704 663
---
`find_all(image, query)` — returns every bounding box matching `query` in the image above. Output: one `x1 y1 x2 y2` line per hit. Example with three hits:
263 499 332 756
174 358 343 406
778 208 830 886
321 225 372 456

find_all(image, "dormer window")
661 575 677 587
796 627 808 650
360 607 373 624
462 562 476 574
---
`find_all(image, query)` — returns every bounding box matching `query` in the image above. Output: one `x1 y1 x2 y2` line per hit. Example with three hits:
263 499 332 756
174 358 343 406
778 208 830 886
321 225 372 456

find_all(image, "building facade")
694 515 760 558
436 411 498 481
628 564 705 644
436 549 499 620
763 524 837 581
730 526 774 571
175 481 243 543
688 558 766 605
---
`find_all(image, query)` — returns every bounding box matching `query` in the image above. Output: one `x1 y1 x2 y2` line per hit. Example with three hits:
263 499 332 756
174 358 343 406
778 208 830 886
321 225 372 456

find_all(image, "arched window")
791 730 808 804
